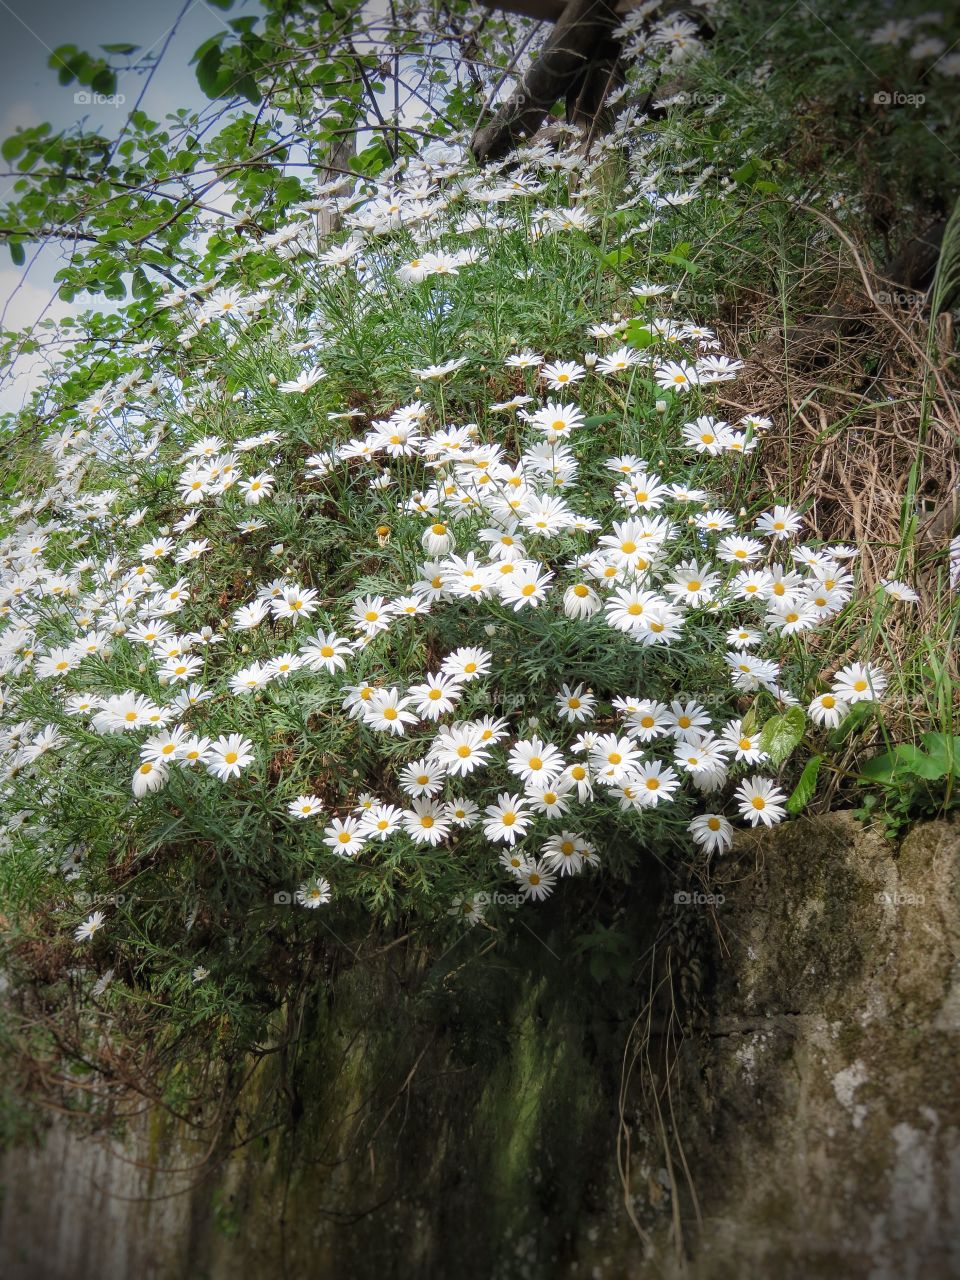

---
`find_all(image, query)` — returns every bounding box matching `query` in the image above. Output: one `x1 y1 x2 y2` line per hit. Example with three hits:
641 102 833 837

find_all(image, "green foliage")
758 707 806 766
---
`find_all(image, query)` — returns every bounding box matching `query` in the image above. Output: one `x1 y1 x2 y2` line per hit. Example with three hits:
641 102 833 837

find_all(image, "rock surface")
2 812 958 1279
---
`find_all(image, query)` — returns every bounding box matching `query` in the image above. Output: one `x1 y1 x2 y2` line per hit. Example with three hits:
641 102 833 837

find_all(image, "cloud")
0 100 42 142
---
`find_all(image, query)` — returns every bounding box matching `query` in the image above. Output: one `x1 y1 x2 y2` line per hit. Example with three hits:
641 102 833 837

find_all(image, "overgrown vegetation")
0 0 956 1190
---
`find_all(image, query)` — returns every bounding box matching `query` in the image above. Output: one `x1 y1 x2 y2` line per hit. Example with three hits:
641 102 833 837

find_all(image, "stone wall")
2 813 958 1279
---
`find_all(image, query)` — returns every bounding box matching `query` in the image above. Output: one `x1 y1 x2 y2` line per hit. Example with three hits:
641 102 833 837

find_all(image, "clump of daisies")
0 85 905 974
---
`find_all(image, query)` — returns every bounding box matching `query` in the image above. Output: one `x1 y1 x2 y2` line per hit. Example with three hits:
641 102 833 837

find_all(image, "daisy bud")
656 400 668 412
232 392 243 401
584 352 598 368
484 624 497 637
137 663 146 674
268 374 277 385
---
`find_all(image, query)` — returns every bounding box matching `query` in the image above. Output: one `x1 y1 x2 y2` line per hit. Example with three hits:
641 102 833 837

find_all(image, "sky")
0 0 245 412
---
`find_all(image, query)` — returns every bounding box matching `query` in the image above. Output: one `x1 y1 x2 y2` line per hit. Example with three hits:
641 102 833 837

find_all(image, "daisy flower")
755 505 802 540
272 585 320 623
505 350 543 369
288 795 324 819
296 878 332 908
324 816 366 857
540 359 586 390
300 631 353 674
525 776 575 817
527 401 585 440
555 683 596 723
832 662 887 704
541 831 588 875
402 799 451 845
720 720 767 764
654 360 700 392
688 813 733 854
589 733 644 783
482 792 532 845
735 776 788 827
360 803 404 841
499 563 554 610
446 797 480 827
633 760 681 806
364 688 419 735
195 729 245 778
508 737 564 785
808 692 849 729
132 759 169 797
75 910 106 942
518 860 557 902
878 579 919 604
563 581 602 619
278 366 326 393
399 757 447 798
408 671 465 720
441 647 491 682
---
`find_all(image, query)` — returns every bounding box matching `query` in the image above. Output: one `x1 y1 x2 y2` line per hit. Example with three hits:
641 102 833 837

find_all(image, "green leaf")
100 43 139 55
828 701 875 747
90 67 118 96
731 158 758 184
860 734 960 785
235 75 262 106
659 250 698 275
740 701 759 737
9 241 25 267
349 139 391 176
758 706 805 765
603 245 633 267
1 134 27 162
195 44 224 97
787 755 822 815
624 319 655 349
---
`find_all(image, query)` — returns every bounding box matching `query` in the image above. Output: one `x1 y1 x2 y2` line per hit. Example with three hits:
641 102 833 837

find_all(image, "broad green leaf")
758 705 805 765
860 734 960 785
603 245 633 267
787 755 822 815
624 319 654 349
196 44 225 97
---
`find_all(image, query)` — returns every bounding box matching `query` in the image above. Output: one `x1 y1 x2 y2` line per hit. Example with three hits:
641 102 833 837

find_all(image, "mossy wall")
2 813 959 1279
